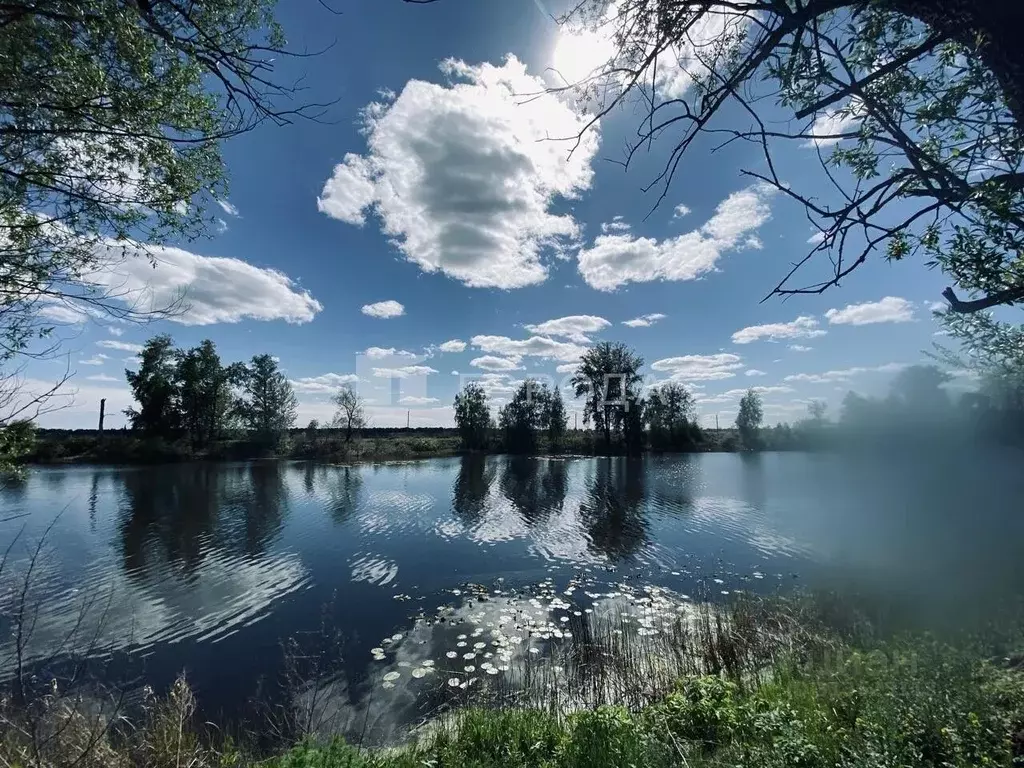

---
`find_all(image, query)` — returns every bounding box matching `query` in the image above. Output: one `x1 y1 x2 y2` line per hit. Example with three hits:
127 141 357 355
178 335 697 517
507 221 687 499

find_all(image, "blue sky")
30 0 961 429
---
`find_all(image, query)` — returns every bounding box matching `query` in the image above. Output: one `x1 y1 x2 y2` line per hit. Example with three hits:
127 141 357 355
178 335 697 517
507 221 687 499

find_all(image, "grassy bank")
2 594 1022 768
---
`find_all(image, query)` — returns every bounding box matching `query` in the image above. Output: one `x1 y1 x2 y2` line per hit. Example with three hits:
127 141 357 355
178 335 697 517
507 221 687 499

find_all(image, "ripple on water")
349 553 399 586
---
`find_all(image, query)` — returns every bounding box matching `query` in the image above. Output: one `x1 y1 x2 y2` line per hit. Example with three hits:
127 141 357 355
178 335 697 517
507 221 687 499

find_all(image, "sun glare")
550 26 615 86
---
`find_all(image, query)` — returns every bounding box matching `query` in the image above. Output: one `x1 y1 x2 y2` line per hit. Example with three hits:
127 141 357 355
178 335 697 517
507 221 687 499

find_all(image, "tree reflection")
578 458 648 562
224 462 289 555
326 465 363 525
499 457 568 526
451 455 495 526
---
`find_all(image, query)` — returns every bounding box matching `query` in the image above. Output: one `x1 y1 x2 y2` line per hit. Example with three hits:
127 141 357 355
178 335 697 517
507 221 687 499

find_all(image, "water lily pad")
446 651 458 658
447 677 461 687
383 671 401 682
411 668 428 678
382 681 395 690
464 665 475 672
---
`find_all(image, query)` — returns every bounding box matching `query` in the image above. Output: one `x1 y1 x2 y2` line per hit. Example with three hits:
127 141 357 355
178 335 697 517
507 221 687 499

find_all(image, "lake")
1 451 1022 742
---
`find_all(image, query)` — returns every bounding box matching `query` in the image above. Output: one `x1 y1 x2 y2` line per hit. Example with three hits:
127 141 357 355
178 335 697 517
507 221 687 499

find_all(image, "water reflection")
579 458 647 562
451 455 495 526
500 457 568 526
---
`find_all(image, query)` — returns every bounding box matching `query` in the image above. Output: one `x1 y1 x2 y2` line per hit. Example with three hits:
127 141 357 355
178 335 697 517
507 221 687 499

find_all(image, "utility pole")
574 412 578 431
715 413 719 431
98 398 106 434
407 410 410 429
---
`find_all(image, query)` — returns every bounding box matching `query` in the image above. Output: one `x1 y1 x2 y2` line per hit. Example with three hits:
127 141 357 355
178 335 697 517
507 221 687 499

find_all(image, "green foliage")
454 382 491 451
646 382 701 451
736 389 764 449
178 340 238 449
0 0 290 361
546 386 568 451
498 379 554 454
0 419 35 475
571 342 644 452
125 335 182 438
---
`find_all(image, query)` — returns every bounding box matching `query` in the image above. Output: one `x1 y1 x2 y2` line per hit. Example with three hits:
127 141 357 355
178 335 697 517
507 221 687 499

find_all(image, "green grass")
262 634 1024 768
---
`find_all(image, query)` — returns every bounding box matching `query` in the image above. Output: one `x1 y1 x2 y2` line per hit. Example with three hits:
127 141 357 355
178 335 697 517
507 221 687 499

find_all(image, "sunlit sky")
30 0 965 429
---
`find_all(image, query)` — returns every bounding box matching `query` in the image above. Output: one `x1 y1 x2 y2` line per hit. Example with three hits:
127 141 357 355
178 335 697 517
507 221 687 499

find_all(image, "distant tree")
499 380 546 454
646 382 698 450
571 342 644 452
237 354 297 446
623 395 645 455
887 365 951 413
332 384 367 444
807 400 828 424
125 335 181 438
545 386 568 451
176 339 235 449
0 420 34 476
736 389 764 449
454 382 491 451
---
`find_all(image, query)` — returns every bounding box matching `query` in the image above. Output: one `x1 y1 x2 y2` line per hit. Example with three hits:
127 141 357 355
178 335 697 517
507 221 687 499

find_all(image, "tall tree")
125 335 181 438
571 342 644 452
176 340 235 449
557 1 1024 316
237 354 297 446
331 384 366 444
454 382 490 451
499 379 550 454
646 382 698 450
736 389 764 449
545 385 568 451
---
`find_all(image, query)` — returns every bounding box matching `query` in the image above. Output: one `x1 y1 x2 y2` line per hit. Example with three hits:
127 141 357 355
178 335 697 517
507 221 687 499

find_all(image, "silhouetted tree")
331 384 366 444
736 389 764 449
236 354 297 447
125 335 181 438
454 382 490 451
571 342 643 452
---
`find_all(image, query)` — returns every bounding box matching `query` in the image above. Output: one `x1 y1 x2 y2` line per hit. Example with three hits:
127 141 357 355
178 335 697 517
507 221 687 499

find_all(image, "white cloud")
601 217 631 233
651 353 744 382
217 199 240 217
215 218 229 235
784 363 906 384
438 339 467 353
399 396 440 405
731 316 826 344
79 356 107 366
361 300 405 319
805 101 862 147
469 373 523 400
927 300 948 312
289 373 359 394
372 365 438 379
698 385 794 405
38 303 89 324
317 56 599 289
470 356 524 372
363 347 417 359
673 204 691 218
471 335 586 363
88 241 322 326
825 297 915 325
622 313 666 328
576 184 774 291
789 344 813 352
555 363 579 374
97 340 143 353
107 327 124 337
86 373 119 382
807 231 826 245
523 315 610 343
745 369 766 376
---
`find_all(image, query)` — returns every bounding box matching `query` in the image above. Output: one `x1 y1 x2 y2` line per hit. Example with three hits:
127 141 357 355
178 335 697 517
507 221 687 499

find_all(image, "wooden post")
98 398 106 434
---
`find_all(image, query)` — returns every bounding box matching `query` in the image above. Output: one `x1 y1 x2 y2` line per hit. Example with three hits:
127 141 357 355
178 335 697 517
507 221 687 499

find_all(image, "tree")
454 382 490 451
887 365 951 413
125 335 181 438
736 389 764 449
0 420 35 476
331 384 366 444
646 382 698 450
545 386 568 451
807 400 828 424
237 354 297 446
558 1 1024 315
176 340 235 450
499 380 548 454
571 342 644 452
0 0 325 413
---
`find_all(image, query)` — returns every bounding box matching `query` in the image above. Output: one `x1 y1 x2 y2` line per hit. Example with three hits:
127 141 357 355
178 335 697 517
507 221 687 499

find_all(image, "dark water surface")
1 452 1022 739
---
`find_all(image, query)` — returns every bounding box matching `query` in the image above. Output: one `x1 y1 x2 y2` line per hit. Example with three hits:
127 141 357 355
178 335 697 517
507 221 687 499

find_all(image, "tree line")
125 335 298 450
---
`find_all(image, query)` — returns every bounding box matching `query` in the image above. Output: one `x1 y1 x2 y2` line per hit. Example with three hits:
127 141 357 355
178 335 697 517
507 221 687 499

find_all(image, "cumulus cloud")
651 353 744 382
601 217 631 233
87 241 322 326
555 363 579 374
805 100 862 147
438 339 467 353
97 340 143 353
576 185 774 291
471 335 586 363
784 363 906 384
361 300 405 319
289 373 359 394
523 315 610 343
789 345 813 352
622 313 666 328
825 297 915 325
363 347 417 359
698 385 794 405
470 356 524 372
372 365 438 379
317 56 599 289
673 204 691 218
731 316 826 344
745 369 766 376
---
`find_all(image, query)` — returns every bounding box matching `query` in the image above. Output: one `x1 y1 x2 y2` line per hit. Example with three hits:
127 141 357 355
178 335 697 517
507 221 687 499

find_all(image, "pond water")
1 451 1022 742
